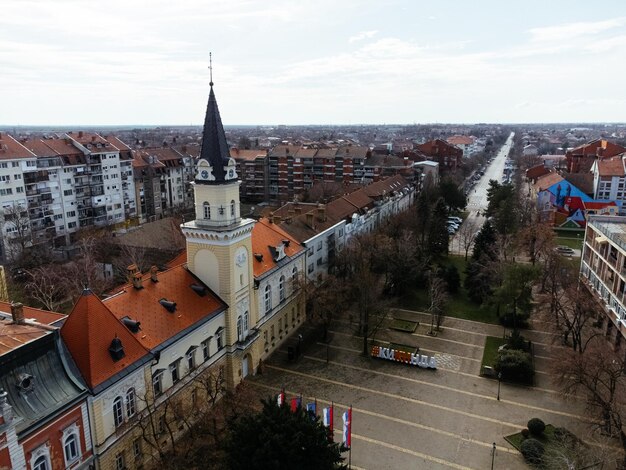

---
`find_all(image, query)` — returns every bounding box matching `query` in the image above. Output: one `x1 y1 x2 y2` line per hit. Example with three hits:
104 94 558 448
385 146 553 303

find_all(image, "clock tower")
181 73 258 384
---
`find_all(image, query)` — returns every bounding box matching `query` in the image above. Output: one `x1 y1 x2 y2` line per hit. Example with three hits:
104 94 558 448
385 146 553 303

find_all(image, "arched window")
203 202 211 219
63 433 79 464
243 311 249 335
113 396 124 428
231 199 236 216
33 455 49 470
237 316 243 342
126 388 136 418
291 266 298 292
279 275 285 302
264 285 272 313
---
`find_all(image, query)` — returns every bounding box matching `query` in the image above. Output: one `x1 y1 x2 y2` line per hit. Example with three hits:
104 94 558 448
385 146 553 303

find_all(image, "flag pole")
349 405 352 470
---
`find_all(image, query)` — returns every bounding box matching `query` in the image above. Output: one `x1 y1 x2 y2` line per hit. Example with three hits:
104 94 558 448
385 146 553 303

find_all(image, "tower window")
203 202 211 219
231 199 235 216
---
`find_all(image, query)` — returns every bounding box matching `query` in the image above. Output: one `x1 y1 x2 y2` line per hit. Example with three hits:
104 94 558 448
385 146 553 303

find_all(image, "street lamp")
491 442 496 470
497 372 502 401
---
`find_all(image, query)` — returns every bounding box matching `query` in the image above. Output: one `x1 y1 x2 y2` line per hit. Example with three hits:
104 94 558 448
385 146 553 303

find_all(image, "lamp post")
491 442 496 470
497 372 502 401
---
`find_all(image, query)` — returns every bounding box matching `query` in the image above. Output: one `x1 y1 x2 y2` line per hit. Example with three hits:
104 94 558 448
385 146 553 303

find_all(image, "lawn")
390 319 418 333
554 236 583 251
505 425 599 469
398 255 500 324
481 336 507 371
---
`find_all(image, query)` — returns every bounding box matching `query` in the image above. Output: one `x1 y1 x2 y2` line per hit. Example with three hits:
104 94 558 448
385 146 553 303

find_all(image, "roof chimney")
268 212 274 224
150 265 158 283
317 204 326 222
11 302 24 325
127 264 138 283
132 272 143 290
306 212 315 228
78 131 83 138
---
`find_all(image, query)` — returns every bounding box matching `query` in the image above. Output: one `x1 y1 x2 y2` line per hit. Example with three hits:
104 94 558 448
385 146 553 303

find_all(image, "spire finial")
209 52 214 87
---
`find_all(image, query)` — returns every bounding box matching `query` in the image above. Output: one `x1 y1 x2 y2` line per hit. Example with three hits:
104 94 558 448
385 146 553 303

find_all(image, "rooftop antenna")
209 52 214 87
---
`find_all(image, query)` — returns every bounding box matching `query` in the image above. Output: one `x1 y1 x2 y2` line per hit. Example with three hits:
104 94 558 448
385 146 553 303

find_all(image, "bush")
553 426 575 443
520 438 544 465
506 330 530 352
521 428 529 438
527 418 546 436
495 349 534 383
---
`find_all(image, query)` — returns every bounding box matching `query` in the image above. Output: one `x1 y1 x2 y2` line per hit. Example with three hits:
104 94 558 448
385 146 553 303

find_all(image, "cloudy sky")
2 0 626 125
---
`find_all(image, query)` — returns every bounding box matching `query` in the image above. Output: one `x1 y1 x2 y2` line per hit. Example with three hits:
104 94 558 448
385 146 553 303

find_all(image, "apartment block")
0 132 138 263
580 215 626 351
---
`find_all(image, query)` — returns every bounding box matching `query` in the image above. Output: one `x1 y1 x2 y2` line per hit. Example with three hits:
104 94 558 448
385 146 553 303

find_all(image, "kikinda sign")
371 345 437 369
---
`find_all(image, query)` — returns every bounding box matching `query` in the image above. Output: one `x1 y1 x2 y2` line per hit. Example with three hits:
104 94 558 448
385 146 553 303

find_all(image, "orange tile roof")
61 290 149 390
166 250 187 268
534 172 564 191
446 135 474 146
597 157 625 177
230 148 266 161
103 265 227 350
251 218 303 277
0 302 66 326
0 133 36 159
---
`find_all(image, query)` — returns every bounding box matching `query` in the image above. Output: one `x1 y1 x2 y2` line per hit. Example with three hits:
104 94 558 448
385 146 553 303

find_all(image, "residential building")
522 144 539 157
132 147 194 222
580 216 626 352
415 139 463 172
446 135 475 158
0 132 138 263
591 155 626 214
0 303 93 470
230 148 268 202
566 139 626 173
272 175 415 281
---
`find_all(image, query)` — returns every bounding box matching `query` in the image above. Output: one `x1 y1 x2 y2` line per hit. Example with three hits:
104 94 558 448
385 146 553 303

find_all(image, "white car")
448 216 462 224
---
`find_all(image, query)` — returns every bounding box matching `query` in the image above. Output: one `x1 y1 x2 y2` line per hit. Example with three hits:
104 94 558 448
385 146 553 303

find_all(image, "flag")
290 396 301 412
277 389 285 407
342 408 352 448
306 402 316 420
322 406 333 429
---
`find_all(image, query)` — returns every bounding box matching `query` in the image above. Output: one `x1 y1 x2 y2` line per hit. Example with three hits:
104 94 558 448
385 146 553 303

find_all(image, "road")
450 132 515 256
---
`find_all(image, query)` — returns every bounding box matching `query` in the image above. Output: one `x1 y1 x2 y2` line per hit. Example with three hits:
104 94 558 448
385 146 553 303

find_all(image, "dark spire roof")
199 84 230 183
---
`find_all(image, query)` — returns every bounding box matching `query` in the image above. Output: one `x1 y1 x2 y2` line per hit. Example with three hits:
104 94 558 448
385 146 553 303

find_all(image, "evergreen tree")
471 220 498 261
438 178 467 211
428 197 449 256
224 398 346 470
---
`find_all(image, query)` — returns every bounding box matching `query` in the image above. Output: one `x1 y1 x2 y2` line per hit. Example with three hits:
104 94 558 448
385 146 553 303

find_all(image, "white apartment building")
0 132 138 263
580 215 626 351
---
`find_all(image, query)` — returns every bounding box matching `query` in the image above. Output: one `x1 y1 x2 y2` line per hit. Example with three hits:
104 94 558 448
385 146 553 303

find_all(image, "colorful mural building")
534 171 618 228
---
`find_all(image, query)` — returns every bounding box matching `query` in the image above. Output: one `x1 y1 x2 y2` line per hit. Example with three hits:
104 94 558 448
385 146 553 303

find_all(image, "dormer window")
203 202 211 220
109 337 125 361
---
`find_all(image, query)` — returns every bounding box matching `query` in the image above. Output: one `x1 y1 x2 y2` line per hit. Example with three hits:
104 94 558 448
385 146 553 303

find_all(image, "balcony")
234 329 260 351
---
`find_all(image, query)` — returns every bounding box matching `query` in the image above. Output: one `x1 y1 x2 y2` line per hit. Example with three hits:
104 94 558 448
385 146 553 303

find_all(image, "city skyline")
2 0 626 126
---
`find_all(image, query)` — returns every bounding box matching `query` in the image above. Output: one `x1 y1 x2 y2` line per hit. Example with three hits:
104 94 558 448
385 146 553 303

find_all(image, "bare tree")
427 274 448 335
3 202 31 262
554 337 626 469
517 222 555 265
457 219 477 261
24 265 68 311
553 283 601 353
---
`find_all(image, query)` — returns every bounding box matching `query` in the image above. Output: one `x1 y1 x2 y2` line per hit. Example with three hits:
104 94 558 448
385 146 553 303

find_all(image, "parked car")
555 246 575 256
448 216 462 223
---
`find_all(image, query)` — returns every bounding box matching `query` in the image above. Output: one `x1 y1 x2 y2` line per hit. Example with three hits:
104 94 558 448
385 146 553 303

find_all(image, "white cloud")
348 30 379 43
528 17 626 43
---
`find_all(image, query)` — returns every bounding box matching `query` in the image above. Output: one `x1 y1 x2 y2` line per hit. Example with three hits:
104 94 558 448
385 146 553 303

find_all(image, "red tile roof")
534 172 564 191
0 133 36 160
251 218 303 277
596 157 625 177
103 265 227 350
0 302 66 326
446 135 474 146
61 290 149 390
230 148 267 161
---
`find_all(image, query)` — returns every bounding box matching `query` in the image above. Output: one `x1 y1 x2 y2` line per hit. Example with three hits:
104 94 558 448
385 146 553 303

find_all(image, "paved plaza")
249 309 621 469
